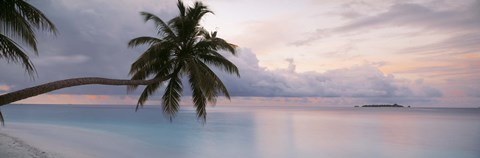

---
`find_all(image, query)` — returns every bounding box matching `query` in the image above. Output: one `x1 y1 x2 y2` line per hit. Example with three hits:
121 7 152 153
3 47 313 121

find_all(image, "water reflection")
3 105 480 158
251 108 480 158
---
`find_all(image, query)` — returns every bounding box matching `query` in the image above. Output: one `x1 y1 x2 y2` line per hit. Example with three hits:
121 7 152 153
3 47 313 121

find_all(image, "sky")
0 0 479 107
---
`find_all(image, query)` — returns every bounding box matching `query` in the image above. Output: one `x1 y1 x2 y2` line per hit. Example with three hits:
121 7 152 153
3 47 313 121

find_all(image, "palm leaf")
199 53 239 77
129 42 174 76
195 32 237 55
135 73 166 111
188 1 213 22
212 38 237 55
1 7 38 52
0 0 57 78
187 59 208 121
0 34 35 76
128 36 162 48
128 60 172 92
176 0 186 18
0 109 4 127
129 0 239 123
14 0 57 34
140 12 177 40
128 42 175 92
1 0 57 53
162 72 183 121
197 60 232 100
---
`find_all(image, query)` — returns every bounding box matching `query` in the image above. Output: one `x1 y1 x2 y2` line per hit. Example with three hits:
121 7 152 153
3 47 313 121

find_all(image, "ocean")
1 104 480 158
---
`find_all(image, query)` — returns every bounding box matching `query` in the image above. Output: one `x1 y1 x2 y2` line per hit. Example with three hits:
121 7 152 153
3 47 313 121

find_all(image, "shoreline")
0 132 55 158
0 122 158 158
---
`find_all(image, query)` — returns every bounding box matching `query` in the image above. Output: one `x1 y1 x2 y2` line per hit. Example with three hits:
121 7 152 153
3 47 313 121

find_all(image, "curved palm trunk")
0 77 166 106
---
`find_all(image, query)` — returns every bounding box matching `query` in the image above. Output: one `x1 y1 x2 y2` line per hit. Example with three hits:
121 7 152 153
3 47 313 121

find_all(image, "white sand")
0 132 55 158
0 123 159 158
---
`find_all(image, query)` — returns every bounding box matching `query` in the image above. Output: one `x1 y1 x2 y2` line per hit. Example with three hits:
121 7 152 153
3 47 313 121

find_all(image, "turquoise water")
2 104 480 158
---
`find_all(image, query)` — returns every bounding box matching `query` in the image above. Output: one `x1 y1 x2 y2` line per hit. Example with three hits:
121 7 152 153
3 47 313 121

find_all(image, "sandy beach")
0 123 157 158
0 132 55 158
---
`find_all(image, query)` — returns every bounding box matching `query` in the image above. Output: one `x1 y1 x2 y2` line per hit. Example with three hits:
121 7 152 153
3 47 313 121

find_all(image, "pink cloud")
0 85 11 92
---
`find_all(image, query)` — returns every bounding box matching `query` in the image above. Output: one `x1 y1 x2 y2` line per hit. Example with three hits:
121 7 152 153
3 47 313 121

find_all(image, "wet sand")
0 132 55 158
0 123 156 158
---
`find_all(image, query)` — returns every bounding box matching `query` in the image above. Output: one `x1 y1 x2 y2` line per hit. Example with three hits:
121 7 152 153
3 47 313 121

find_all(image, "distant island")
354 104 410 108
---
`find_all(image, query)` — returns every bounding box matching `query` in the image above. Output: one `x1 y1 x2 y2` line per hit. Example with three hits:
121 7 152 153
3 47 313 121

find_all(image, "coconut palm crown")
128 0 239 121
0 0 57 77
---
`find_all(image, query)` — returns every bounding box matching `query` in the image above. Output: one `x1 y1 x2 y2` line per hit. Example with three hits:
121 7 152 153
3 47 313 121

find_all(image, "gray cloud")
401 32 480 55
466 88 480 97
0 0 445 106
1 43 444 103
217 49 442 100
1 0 176 95
336 2 479 32
293 0 480 46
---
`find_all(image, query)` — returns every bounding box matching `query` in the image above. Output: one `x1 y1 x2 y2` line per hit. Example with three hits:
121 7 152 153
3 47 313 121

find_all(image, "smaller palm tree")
1 0 57 126
128 0 239 121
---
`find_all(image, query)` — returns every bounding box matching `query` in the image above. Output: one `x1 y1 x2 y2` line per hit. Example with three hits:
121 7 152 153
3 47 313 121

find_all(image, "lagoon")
1 104 479 158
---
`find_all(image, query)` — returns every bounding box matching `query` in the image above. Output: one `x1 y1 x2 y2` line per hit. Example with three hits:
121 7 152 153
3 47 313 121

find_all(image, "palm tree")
0 0 239 124
128 0 239 121
1 0 57 126
0 0 57 77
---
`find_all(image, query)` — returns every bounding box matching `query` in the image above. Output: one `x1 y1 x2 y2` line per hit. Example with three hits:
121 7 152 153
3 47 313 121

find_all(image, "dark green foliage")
0 109 4 126
129 0 239 122
0 0 57 77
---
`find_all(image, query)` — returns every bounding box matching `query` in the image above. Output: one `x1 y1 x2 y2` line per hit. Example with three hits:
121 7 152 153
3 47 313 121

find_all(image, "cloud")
0 85 12 92
4 0 476 107
2 46 443 105
336 2 478 32
401 32 480 55
217 49 442 100
0 0 177 95
182 48 450 106
293 0 480 46
465 88 480 97
33 55 89 66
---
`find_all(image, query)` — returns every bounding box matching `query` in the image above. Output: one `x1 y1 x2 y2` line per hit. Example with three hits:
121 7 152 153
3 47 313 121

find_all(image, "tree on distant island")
0 0 239 124
361 104 404 107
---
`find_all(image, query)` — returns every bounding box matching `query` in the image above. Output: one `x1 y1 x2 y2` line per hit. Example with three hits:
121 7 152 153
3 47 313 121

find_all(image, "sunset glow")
1 0 478 107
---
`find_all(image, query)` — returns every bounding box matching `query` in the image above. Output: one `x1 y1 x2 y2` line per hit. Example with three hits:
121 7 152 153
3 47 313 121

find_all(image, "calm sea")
2 104 480 158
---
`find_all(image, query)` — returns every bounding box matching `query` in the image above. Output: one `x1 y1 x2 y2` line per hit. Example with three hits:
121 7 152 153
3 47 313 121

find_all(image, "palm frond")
212 38 237 55
128 36 162 48
128 60 172 92
0 109 4 127
140 12 177 39
196 27 211 39
1 0 57 53
177 0 187 18
0 0 57 78
187 1 213 22
14 0 57 34
162 73 183 121
187 59 208 121
128 56 173 92
198 59 230 99
199 53 240 77
1 8 38 52
129 42 174 76
129 0 239 123
195 32 237 55
0 34 35 76
135 74 164 111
